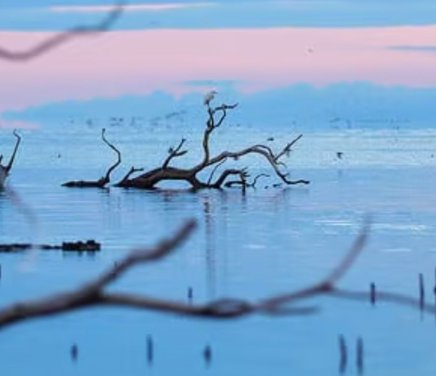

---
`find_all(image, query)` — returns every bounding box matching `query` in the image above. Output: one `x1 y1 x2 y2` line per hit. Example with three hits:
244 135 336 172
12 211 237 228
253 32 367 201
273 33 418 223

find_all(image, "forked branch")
162 138 187 169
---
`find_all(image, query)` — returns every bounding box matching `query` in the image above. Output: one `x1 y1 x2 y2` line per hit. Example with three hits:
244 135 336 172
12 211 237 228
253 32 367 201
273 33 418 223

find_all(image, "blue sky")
0 1 435 129
1 1 436 30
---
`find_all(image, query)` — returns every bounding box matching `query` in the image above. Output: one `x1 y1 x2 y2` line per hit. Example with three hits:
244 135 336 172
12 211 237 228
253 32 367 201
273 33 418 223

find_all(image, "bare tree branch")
206 158 227 185
117 99 309 189
0 220 196 328
0 130 22 188
162 138 187 169
0 219 435 330
5 130 22 174
0 1 126 62
101 128 122 184
117 166 144 187
62 128 121 188
224 173 269 188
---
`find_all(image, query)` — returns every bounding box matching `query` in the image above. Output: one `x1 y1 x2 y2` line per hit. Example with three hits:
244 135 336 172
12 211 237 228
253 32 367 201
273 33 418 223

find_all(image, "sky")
0 1 435 128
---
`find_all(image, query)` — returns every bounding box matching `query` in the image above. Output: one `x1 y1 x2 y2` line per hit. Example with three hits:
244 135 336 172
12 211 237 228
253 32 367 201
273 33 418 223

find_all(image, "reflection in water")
203 195 217 299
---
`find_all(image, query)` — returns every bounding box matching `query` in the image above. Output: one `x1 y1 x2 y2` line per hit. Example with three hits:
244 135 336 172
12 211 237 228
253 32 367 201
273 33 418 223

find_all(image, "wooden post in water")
203 344 212 366
434 268 436 321
146 335 154 366
370 282 376 306
70 343 78 362
356 337 364 375
419 273 425 314
188 287 193 304
338 335 347 374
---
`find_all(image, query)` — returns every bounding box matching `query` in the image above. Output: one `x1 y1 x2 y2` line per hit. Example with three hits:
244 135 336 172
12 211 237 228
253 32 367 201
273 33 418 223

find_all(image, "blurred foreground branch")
0 219 435 330
0 1 125 62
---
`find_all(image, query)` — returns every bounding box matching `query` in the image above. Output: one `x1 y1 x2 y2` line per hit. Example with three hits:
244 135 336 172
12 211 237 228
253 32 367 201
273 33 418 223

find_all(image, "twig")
162 138 187 169
207 158 227 185
5 130 22 174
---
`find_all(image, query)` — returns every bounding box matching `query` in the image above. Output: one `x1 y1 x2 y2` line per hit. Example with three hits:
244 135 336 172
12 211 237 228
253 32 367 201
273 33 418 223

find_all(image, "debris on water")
0 240 101 253
62 240 101 252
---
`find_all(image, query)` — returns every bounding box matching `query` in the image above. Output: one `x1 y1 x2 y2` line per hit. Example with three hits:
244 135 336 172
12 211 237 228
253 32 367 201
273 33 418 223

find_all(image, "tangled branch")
116 99 309 189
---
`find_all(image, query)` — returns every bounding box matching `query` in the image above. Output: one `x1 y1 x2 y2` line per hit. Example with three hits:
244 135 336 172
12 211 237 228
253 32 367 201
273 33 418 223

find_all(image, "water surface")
0 126 435 375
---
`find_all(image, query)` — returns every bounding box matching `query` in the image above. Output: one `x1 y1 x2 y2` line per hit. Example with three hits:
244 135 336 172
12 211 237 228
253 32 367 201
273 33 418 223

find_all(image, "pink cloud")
0 26 435 113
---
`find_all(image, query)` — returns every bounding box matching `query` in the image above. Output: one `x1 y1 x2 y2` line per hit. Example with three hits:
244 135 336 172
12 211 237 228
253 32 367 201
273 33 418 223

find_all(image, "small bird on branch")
204 90 218 106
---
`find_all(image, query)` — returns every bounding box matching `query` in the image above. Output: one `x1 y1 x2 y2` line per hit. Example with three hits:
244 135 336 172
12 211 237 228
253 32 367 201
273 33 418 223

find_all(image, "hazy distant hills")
4 82 436 131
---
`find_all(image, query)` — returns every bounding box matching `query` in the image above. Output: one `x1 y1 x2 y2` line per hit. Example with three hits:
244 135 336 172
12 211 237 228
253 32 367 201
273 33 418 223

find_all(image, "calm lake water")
0 124 436 375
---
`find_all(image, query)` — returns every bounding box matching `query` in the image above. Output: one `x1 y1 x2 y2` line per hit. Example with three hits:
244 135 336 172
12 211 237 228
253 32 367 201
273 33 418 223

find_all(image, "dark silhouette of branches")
162 138 188 169
62 128 121 188
0 130 22 187
114 100 309 189
0 1 126 62
0 219 435 330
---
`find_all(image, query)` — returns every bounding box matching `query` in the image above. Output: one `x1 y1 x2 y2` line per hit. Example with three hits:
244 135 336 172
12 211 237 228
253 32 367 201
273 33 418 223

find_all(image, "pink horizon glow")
0 26 435 113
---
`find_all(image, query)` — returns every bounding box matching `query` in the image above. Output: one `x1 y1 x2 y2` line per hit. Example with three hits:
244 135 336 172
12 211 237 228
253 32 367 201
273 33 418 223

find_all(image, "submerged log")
0 240 101 253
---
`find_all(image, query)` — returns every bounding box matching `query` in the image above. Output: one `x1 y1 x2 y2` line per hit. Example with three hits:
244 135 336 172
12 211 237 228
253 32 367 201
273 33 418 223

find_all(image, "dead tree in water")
115 101 309 189
0 130 22 188
62 128 121 188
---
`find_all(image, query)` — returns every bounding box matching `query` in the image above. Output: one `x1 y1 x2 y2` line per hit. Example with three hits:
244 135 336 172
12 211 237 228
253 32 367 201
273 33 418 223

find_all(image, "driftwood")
0 240 101 253
62 128 121 188
0 219 435 330
115 101 309 189
0 130 22 188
